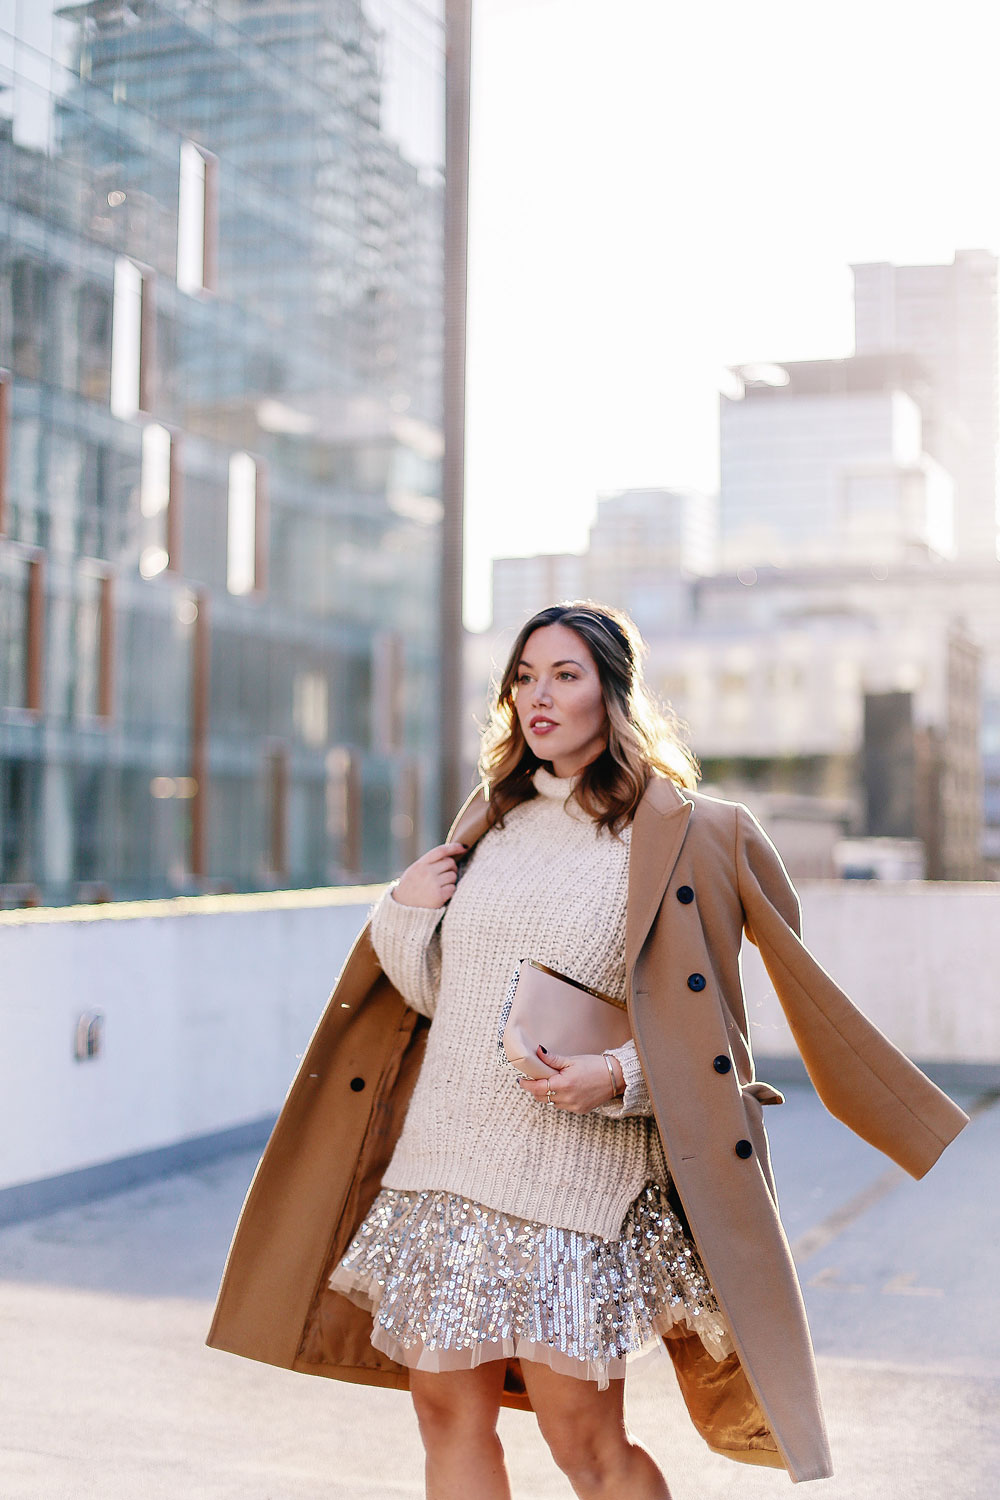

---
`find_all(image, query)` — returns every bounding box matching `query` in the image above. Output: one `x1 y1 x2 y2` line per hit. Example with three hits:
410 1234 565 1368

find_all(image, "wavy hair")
479 600 698 834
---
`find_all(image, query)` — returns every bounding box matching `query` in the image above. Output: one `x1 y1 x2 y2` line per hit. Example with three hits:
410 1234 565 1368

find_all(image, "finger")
421 852 456 872
418 843 461 866
536 1046 570 1071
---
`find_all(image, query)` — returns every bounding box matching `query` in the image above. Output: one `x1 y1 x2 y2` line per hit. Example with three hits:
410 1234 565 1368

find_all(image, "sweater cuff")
594 1039 650 1118
370 883 445 945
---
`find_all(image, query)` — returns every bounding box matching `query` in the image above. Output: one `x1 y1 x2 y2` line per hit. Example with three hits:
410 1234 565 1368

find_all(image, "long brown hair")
479 601 698 834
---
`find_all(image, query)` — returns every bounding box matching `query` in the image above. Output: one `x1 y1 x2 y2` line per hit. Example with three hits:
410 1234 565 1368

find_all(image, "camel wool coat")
206 775 969 1483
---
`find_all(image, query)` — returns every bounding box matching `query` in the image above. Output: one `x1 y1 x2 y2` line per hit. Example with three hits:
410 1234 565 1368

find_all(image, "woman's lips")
529 718 558 734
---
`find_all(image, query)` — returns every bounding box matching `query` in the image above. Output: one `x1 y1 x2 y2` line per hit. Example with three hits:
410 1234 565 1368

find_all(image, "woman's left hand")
517 1048 623 1113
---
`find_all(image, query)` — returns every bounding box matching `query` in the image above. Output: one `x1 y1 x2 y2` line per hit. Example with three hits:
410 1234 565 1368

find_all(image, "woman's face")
513 623 609 778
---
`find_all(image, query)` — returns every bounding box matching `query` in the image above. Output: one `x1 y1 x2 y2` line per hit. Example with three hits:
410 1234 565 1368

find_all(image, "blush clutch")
497 959 632 1080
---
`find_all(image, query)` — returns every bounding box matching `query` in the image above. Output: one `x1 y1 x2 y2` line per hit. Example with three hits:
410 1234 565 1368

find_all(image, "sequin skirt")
328 1182 733 1390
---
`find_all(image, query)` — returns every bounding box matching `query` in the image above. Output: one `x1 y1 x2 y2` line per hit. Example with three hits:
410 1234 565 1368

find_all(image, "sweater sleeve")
369 884 445 1020
593 1038 654 1118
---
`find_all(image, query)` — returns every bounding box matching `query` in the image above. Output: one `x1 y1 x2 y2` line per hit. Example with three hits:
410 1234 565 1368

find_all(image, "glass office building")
0 0 449 902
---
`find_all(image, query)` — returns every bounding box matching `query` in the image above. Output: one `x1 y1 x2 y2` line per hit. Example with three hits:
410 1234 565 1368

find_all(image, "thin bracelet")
602 1051 624 1100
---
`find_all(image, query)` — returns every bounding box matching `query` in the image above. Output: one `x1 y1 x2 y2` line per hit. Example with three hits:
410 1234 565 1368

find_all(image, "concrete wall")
2 880 998 1215
743 881 1000 1075
0 888 381 1203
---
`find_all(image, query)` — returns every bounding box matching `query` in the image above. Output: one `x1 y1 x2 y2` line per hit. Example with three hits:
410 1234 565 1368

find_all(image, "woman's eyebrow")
517 659 585 670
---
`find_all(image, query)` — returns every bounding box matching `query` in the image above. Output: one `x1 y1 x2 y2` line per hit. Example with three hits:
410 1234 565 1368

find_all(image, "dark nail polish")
539 1045 548 1054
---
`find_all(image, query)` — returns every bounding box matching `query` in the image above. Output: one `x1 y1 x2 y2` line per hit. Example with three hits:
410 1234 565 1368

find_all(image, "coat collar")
625 774 692 975
446 774 693 973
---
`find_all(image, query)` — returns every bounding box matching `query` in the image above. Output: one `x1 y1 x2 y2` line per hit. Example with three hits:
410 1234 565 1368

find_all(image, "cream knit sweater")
371 767 668 1241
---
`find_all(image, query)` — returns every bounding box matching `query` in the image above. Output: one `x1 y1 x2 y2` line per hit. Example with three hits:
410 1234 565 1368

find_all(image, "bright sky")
463 0 1000 630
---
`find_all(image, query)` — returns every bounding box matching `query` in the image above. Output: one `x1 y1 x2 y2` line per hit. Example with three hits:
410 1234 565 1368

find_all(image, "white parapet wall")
1 879 998 1216
744 881 1000 1071
0 887 382 1206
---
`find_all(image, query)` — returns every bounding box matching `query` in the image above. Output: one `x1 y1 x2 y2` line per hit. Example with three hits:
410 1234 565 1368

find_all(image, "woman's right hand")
391 842 467 909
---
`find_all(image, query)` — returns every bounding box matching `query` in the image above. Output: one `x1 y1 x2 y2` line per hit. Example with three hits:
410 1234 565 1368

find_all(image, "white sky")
463 0 1000 630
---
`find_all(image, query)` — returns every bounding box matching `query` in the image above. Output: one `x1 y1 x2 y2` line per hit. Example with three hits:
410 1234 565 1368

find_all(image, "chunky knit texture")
370 767 666 1241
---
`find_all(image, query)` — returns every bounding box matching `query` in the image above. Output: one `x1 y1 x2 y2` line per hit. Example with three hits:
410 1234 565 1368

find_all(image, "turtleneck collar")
532 765 581 799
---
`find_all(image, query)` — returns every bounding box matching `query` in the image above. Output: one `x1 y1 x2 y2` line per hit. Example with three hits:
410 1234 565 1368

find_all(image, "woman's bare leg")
520 1359 672 1500
409 1362 511 1500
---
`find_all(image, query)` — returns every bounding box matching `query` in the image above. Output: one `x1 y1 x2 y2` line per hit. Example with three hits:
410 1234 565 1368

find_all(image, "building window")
0 370 10 535
10 260 47 380
226 452 267 595
1 546 45 714
177 141 218 296
189 589 210 879
26 552 44 713
326 745 362 877
139 423 179 578
0 551 29 709
110 257 156 419
294 669 329 747
74 564 115 722
371 630 404 752
0 758 42 903
266 742 289 881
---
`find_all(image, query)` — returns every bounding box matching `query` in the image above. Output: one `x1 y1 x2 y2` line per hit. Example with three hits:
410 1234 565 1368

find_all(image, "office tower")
586 486 716 635
0 0 457 903
719 355 954 572
647 578 983 880
853 250 999 562
490 553 587 635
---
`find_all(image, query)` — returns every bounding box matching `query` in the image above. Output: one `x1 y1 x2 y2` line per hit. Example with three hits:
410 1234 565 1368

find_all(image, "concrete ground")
1 1084 997 1500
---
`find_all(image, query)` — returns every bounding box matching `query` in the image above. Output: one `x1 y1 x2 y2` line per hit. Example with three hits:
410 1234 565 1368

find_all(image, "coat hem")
706 1442 785 1471
292 1357 410 1389
707 1440 833 1482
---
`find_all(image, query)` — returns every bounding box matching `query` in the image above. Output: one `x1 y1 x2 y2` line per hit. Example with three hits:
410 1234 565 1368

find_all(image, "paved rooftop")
1 1084 997 1499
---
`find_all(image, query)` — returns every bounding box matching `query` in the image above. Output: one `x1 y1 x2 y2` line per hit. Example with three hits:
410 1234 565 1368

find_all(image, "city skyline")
464 0 1000 630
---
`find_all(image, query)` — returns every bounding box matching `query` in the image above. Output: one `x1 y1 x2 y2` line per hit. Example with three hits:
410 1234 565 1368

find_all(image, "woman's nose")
532 679 552 705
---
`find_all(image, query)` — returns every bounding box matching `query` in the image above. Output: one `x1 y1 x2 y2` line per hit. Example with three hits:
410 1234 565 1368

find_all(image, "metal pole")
441 0 473 831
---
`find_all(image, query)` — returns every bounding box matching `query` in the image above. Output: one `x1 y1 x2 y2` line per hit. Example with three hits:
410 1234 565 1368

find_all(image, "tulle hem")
328 1183 733 1392
334 1269 713 1389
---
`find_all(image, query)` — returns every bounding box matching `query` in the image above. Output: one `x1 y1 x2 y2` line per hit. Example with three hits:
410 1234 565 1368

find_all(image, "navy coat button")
686 973 706 992
350 1077 366 1092
676 885 694 904
713 1055 732 1074
735 1139 753 1159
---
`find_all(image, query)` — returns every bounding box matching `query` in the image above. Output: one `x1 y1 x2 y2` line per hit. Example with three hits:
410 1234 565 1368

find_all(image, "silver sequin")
329 1182 733 1391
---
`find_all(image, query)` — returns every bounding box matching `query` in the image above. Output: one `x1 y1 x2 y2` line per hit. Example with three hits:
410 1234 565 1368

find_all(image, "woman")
207 601 968 1494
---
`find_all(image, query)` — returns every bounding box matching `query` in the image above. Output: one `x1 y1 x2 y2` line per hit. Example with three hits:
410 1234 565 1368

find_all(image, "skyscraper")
0 0 457 904
719 355 954 572
587 487 716 635
853 250 999 562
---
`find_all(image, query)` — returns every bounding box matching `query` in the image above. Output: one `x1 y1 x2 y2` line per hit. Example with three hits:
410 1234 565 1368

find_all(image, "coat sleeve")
369 885 445 1019
735 803 969 1178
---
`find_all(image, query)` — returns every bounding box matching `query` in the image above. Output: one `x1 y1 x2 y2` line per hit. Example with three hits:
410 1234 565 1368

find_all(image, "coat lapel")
626 776 693 976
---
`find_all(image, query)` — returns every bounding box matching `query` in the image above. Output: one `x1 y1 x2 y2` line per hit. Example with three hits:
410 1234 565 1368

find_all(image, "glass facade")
0 0 449 903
